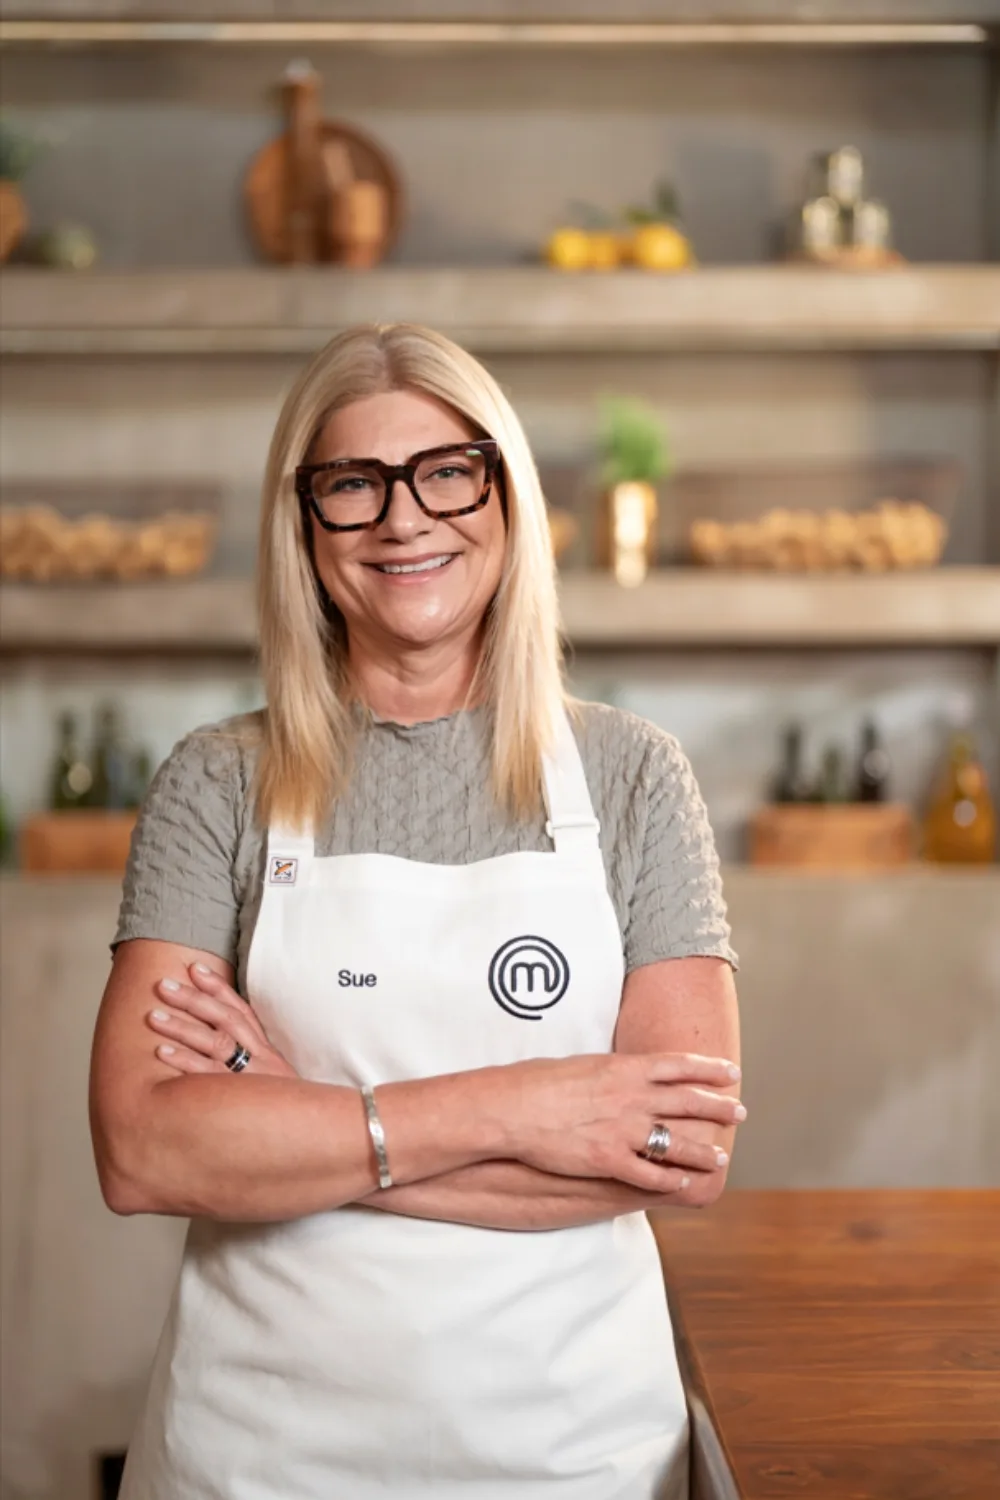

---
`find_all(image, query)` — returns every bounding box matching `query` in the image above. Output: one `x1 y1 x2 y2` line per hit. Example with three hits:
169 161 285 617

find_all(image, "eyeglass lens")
308 447 489 527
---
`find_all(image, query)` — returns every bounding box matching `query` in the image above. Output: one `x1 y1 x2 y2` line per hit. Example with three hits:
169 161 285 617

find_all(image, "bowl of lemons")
545 181 695 273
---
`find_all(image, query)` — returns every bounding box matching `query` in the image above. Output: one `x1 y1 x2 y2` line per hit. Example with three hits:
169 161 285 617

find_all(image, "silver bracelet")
360 1084 393 1190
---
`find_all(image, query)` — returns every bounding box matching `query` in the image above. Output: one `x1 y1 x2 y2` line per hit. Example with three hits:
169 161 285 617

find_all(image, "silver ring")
225 1044 251 1074
643 1122 672 1163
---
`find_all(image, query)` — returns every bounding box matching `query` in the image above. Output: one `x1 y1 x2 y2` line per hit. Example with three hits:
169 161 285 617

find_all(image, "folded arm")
91 940 518 1221
362 955 741 1228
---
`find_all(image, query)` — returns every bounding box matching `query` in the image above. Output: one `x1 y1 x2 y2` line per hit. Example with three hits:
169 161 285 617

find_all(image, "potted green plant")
596 398 672 587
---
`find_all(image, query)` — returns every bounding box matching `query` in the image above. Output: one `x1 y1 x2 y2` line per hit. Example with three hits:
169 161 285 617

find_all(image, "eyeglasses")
296 439 501 533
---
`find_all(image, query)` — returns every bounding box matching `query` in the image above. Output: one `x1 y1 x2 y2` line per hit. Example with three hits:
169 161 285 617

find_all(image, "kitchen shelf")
3 267 998 356
3 570 999 653
562 571 1000 648
0 20 989 46
2 1 993 48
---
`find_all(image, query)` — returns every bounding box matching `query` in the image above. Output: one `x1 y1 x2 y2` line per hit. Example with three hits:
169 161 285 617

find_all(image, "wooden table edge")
664 1278 744 1500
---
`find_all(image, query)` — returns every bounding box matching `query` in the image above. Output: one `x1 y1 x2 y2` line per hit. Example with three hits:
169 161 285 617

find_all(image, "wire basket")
0 481 221 583
663 458 961 571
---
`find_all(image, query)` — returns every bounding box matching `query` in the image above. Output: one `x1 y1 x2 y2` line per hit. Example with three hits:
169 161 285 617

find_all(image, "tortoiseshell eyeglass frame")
295 439 502 533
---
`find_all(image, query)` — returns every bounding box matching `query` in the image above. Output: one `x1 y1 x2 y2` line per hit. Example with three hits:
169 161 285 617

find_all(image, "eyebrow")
308 442 485 468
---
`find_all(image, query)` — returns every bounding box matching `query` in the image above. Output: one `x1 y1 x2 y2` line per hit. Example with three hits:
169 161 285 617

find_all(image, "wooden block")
19 811 136 875
750 803 914 868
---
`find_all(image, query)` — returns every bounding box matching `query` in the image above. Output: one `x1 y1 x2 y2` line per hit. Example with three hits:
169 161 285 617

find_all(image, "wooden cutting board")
245 118 403 265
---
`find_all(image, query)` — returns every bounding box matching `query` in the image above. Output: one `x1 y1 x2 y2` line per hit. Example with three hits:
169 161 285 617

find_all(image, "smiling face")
304 389 507 665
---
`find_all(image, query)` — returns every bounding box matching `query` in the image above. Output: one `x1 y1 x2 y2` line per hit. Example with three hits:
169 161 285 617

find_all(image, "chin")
376 608 466 649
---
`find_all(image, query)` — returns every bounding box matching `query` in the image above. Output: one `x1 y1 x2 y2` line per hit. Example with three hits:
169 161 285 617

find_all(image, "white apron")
120 708 688 1499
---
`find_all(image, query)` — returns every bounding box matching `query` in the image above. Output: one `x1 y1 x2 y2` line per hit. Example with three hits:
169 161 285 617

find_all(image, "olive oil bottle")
922 733 996 864
49 711 93 810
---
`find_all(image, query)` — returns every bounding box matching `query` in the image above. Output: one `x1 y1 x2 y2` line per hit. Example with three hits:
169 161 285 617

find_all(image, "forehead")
313 389 475 464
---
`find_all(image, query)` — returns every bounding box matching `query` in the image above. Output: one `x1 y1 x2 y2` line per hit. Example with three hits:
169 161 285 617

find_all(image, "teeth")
376 556 453 575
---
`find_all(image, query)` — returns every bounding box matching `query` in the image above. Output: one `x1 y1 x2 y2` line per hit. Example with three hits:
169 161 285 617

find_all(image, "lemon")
545 226 593 271
631 223 693 272
586 231 621 271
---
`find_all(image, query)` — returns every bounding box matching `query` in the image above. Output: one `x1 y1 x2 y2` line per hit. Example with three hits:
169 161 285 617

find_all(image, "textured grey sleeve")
624 727 738 975
113 727 244 968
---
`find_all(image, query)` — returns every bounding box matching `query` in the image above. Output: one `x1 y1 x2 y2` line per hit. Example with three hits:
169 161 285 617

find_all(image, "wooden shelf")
0 7 989 47
3 570 999 653
560 570 1000 647
2 267 998 356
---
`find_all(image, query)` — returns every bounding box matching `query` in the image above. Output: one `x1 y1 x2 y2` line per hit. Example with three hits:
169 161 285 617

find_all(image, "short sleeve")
624 733 738 975
113 728 245 968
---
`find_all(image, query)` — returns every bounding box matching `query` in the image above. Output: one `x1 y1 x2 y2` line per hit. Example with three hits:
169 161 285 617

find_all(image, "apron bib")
120 708 688 1499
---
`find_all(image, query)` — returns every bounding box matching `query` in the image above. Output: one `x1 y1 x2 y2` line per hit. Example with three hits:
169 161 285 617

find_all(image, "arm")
359 956 739 1229
92 942 738 1224
91 938 516 1221
614 956 740 1209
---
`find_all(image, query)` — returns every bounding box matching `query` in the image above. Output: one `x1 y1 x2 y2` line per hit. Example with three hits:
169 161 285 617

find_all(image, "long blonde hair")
254 323 565 830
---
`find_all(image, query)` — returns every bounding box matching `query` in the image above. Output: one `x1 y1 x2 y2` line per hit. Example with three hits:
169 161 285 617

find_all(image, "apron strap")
542 706 601 854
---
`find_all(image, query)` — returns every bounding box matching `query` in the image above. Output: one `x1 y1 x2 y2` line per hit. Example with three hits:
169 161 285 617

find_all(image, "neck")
346 631 484 725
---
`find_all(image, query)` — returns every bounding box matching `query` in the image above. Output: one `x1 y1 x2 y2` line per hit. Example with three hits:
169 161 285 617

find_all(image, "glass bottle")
855 719 890 804
49 710 93 810
0 788 13 867
127 746 153 811
922 733 996 864
817 744 848 805
772 723 812 804
87 703 132 811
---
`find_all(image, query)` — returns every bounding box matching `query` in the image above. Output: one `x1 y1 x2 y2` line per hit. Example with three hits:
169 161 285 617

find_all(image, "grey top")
115 700 737 995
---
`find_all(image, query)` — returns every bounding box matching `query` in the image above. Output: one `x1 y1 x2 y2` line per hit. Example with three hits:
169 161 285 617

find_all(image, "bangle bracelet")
360 1084 393 1190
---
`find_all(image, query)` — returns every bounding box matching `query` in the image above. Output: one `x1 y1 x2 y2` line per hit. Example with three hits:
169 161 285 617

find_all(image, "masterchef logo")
488 936 570 1021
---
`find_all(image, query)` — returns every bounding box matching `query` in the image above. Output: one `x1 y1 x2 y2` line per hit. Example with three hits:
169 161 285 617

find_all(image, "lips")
368 554 458 575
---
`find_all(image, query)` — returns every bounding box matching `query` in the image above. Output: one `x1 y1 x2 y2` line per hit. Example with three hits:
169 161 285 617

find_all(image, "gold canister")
597 481 658 588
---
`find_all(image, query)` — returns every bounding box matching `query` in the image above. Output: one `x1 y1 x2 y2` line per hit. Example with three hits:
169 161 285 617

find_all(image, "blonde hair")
254 323 565 830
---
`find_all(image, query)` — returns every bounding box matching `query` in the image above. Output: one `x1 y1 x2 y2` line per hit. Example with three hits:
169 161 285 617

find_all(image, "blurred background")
1 3 998 1497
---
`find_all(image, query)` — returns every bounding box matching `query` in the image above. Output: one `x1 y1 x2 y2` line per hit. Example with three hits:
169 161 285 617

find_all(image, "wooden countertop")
651 1190 1000 1500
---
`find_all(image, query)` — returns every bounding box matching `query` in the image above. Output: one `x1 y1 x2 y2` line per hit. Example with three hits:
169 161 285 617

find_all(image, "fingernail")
151 1009 170 1021
726 1063 742 1081
715 1149 729 1167
734 1104 748 1122
160 979 180 992
157 1044 176 1057
193 963 212 976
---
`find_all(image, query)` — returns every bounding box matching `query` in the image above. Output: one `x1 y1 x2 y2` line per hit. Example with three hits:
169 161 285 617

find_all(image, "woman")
90 323 742 1500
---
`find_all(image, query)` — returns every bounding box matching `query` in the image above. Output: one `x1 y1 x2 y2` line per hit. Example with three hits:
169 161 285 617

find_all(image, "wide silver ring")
643 1122 672 1163
225 1043 251 1074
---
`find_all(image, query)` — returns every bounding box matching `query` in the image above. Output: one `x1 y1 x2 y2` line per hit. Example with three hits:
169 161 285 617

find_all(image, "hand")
496 1052 744 1193
147 963 299 1080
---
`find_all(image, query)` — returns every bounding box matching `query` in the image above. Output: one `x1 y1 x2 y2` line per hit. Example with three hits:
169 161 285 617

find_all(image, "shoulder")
568 698 692 802
137 710 264 853
153 710 263 804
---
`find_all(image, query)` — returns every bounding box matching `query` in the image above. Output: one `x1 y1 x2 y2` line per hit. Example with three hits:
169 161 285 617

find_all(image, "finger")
148 1006 233 1060
652 1084 746 1127
648 1053 741 1087
615 1156 691 1195
632 1125 728 1175
149 1007 238 1067
155 1042 225 1075
185 966 269 1046
156 982 257 1049
187 963 252 1021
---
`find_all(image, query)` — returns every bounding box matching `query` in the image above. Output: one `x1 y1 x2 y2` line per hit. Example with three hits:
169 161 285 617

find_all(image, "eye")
429 464 472 481
331 474 377 494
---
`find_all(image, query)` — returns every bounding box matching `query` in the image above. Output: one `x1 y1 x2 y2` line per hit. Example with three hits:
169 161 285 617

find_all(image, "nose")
377 478 433 542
